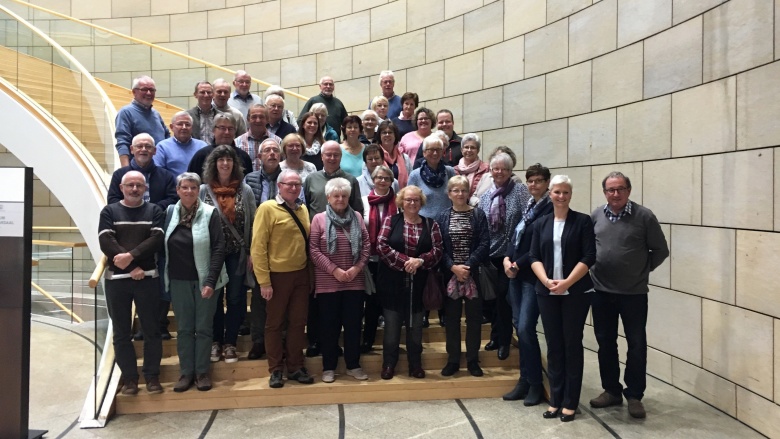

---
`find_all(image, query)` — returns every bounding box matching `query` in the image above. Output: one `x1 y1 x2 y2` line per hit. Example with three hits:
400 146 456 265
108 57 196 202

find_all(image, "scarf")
210 179 240 224
367 188 396 252
383 146 408 188
361 166 375 191
454 158 483 191
261 165 281 200
489 178 515 233
512 194 550 247
447 276 477 300
305 139 321 156
178 199 199 229
325 204 361 264
419 160 447 188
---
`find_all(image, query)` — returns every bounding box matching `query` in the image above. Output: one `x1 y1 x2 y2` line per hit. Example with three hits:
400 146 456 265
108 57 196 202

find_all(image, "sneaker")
503 378 530 401
195 373 212 391
627 398 646 418
467 360 483 377
322 370 336 383
223 344 238 363
248 342 266 360
305 343 320 357
173 375 194 393
441 362 459 376
121 377 139 395
524 383 543 406
146 376 163 394
210 342 222 362
269 370 284 388
590 391 623 408
346 367 368 381
288 367 314 384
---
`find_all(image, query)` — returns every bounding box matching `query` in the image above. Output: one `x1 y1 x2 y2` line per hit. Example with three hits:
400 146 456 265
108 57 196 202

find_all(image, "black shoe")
269 370 284 388
467 360 483 377
238 326 250 336
133 330 144 341
438 318 446 327
195 373 212 391
288 367 314 384
503 378 530 400
524 383 543 406
497 345 510 360
422 316 430 328
441 362 459 376
359 342 374 353
542 408 560 419
481 315 491 325
305 344 320 357
484 340 498 351
336 346 343 356
160 330 172 341
560 412 576 422
247 342 265 360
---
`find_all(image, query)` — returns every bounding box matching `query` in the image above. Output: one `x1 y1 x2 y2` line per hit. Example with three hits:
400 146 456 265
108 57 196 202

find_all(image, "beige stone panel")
546 62 591 120
672 358 737 416
524 120 568 169
463 2 504 53
112 0 149 18
777 0 780 61
736 231 780 319
647 347 672 383
548 0 592 23
568 108 615 166
189 38 226 67
592 43 642 111
672 77 736 157
207 8 243 39
170 12 207 42
0 152 23 167
503 76 545 127
646 286 702 365
226 34 262 65
643 16 703 98
407 0 444 31
389 29 425 71
280 55 316 88
444 51 483 96
616 95 671 161
703 0 774 82
425 17 464 64
245 2 280 31
111 45 152 72
524 19 568 78
298 20 334 56
244 60 281 87
483 37 524 88
673 0 725 24
703 300 774 399
95 72 131 88
737 61 780 150
643 157 701 225
776 319 779 402
505 0 547 38
32 180 48 207
589 162 643 210
153 42 190 71
72 0 111 19
352 40 388 79
335 11 370 49
371 0 406 41
262 28 298 60
317 48 352 82
463 88 503 133
150 70 171 99
445 0 482 19
189 0 222 12
130 16 170 44
169 68 206 97
736 387 780 438
482 127 523 170
406 62 444 101
32 207 71 227
617 0 672 47
548 166 592 212
69 46 95 72
703 149 773 230
334 77 370 113
649 223 671 288
150 0 187 16
92 18 132 46
281 0 316 28
354 0 388 12
671 225 735 303
316 0 351 20
777 148 780 231
569 0 617 65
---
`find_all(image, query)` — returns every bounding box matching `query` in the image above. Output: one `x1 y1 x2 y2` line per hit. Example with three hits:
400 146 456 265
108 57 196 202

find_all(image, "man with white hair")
265 94 296 139
228 70 264 119
154 111 208 177
298 76 347 136
115 75 170 167
212 78 247 136
264 85 299 129
368 71 401 120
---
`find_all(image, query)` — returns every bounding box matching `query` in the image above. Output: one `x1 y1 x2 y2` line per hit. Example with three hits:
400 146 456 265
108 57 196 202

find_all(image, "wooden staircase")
118 311 521 414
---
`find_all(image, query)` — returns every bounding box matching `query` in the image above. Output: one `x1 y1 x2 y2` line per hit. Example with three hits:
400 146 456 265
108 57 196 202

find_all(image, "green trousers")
170 279 219 376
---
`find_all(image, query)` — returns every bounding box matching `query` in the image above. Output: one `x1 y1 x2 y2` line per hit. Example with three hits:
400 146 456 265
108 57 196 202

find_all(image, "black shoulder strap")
280 202 309 254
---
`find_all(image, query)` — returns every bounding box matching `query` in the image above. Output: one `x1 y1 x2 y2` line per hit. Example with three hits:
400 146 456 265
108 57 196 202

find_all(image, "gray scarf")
325 204 361 264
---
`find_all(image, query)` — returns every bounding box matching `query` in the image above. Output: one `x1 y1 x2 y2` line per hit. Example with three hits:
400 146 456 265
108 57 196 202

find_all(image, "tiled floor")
29 317 766 439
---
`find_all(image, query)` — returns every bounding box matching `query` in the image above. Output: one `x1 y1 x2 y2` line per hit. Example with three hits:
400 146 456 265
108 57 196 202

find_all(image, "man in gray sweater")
588 171 669 419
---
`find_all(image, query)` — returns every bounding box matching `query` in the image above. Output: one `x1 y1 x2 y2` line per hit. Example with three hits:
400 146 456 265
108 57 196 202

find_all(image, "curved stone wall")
18 0 780 436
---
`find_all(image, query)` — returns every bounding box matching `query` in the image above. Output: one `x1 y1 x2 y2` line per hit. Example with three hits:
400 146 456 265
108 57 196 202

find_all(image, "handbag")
423 268 444 311
205 186 255 288
279 201 316 293
479 262 498 301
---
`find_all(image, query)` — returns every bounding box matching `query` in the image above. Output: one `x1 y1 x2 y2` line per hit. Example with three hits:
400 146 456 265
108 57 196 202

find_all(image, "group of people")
101 71 669 423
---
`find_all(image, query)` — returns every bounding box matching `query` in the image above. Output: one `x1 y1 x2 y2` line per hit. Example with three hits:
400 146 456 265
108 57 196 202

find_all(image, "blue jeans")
212 252 247 346
508 277 543 385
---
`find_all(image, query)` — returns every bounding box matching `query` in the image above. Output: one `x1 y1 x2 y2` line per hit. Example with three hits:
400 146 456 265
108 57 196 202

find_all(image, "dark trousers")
538 292 591 410
508 277 543 385
362 261 382 346
307 294 319 346
489 257 512 346
444 295 483 363
212 252 246 346
250 281 267 344
318 290 364 371
105 277 162 380
383 308 424 368
592 291 648 400
266 268 310 373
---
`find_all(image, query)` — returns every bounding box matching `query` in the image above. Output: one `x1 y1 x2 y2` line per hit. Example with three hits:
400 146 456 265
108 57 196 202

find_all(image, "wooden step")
115 366 520 414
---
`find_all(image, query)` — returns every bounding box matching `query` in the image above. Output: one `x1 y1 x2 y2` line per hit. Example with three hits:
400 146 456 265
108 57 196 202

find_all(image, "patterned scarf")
383 146 408 188
419 160 447 188
210 179 239 223
305 139 321 156
325 204 361 263
489 179 515 233
367 188 396 252
178 199 199 229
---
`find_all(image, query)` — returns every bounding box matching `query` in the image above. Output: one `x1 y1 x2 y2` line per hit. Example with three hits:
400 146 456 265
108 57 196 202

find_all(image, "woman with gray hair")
165 172 227 392
474 146 523 202
310 102 340 142
309 177 371 383
454 133 490 206
359 110 379 145
407 134 457 219
479 152 530 361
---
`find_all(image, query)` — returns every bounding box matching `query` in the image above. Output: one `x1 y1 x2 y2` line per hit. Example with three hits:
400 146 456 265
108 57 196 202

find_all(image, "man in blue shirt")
154 112 208 177
115 76 170 167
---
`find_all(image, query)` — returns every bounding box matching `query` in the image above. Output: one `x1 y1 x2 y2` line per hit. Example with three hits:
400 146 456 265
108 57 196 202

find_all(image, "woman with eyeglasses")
376 185 442 380
407 135 457 219
454 133 490 206
377 120 412 189
357 144 400 197
398 107 434 161
280 133 317 182
359 110 379 145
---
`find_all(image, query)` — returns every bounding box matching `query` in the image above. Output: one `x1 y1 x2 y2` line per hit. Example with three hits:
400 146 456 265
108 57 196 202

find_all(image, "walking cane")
408 272 414 330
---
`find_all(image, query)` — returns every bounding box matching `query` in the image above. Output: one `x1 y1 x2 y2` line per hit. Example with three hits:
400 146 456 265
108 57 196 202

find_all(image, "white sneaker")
322 370 336 383
346 367 368 381
210 342 221 362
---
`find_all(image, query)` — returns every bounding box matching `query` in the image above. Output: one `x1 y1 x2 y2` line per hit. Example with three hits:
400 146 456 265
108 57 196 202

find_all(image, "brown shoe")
590 391 623 408
173 375 194 393
627 398 646 418
121 377 139 395
146 376 163 394
195 373 212 391
380 366 394 380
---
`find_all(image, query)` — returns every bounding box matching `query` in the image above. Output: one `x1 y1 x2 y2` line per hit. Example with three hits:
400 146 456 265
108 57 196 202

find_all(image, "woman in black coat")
529 175 596 423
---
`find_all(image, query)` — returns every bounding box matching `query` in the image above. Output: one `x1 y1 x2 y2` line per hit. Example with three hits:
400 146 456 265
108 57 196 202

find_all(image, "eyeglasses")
262 148 281 154
527 178 547 185
366 156 384 163
285 143 303 149
173 121 192 128
462 145 479 151
134 87 156 93
133 143 154 150
268 104 284 110
121 183 146 189
491 168 510 173
604 187 629 194
323 153 341 159
374 176 392 182
380 131 394 136
235 80 251 85
279 181 302 188
425 148 443 153
403 198 421 204
214 126 236 132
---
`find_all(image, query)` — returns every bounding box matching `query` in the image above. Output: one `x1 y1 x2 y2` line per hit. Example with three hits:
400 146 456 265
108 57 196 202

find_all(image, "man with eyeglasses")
115 75 170 167
413 110 463 169
228 70 264 119
212 78 248 137
298 76 348 138
187 113 253 180
265 95 297 140
588 171 669 419
154 111 209 177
